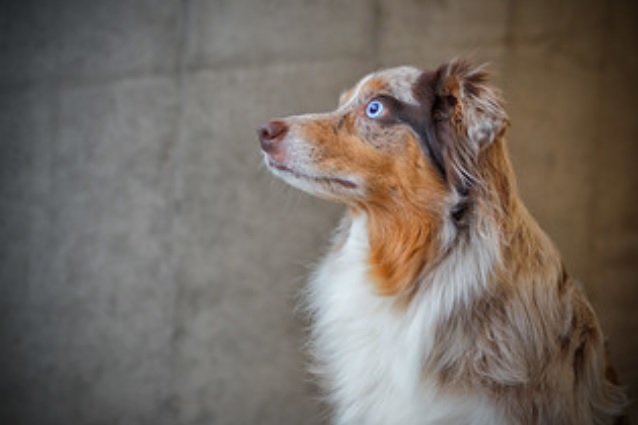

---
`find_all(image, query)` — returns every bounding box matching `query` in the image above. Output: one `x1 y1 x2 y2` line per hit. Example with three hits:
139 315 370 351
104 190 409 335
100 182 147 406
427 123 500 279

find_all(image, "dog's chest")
306 215 503 425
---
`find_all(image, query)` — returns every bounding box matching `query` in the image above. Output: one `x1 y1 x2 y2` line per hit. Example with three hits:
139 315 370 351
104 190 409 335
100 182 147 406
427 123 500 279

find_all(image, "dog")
257 60 627 425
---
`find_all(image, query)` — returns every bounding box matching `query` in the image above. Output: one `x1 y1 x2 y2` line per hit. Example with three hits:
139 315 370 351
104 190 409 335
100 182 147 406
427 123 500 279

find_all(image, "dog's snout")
258 120 288 153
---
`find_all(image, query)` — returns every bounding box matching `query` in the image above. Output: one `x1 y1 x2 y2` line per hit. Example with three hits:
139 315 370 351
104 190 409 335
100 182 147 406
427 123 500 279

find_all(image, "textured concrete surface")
0 1 636 424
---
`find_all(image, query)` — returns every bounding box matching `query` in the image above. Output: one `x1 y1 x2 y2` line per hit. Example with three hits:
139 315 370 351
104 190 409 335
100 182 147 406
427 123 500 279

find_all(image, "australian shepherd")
257 60 627 425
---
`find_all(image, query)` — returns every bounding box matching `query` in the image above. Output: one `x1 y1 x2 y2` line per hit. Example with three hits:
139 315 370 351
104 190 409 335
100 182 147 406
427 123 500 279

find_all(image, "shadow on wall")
0 0 636 424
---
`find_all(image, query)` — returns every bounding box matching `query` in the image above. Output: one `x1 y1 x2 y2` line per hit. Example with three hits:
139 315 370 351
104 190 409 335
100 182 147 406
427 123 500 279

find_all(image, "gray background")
1 0 637 424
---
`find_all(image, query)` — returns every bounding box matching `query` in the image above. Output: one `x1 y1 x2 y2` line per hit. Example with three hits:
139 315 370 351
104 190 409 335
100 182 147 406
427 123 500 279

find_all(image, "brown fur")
423 62 627 424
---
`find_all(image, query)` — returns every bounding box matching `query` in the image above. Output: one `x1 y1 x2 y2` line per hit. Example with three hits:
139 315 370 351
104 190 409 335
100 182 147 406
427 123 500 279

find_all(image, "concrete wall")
1 0 636 424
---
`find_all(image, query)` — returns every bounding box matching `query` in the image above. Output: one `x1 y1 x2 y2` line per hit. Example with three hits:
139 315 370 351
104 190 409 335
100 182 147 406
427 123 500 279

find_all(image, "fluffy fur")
258 60 627 424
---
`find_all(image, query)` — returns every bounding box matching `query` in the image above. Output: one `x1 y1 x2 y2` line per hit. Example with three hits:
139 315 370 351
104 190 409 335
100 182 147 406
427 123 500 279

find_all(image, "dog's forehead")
338 66 423 110
360 66 422 104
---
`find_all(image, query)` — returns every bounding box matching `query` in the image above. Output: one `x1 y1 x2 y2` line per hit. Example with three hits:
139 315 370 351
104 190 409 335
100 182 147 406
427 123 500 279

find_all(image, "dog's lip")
267 159 357 189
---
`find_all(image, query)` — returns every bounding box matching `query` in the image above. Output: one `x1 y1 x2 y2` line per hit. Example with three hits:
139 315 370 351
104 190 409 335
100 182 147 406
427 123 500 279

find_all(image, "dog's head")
258 60 508 213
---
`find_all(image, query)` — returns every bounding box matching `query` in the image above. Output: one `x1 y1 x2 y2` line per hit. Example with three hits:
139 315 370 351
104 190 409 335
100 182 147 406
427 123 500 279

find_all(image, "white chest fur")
305 214 505 425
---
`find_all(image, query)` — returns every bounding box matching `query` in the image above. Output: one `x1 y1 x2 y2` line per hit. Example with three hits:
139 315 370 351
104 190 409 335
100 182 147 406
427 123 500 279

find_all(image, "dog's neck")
352 136 522 301
354 201 440 298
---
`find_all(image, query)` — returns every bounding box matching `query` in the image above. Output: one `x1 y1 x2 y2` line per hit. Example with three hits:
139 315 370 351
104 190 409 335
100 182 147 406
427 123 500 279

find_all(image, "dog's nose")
258 120 288 154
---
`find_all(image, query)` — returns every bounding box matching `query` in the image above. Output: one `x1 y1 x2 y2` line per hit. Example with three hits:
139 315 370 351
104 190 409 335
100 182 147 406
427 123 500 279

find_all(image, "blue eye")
365 99 384 119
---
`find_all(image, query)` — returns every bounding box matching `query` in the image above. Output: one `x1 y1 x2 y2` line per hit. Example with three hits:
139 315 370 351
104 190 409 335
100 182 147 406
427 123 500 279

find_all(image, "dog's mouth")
267 159 357 189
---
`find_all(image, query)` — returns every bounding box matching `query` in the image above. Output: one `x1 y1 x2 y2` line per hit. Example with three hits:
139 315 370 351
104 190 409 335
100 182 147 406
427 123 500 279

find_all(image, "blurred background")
1 0 637 424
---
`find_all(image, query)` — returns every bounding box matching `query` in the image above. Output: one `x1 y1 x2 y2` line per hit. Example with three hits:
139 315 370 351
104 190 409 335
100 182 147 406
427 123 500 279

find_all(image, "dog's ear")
428 60 508 192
